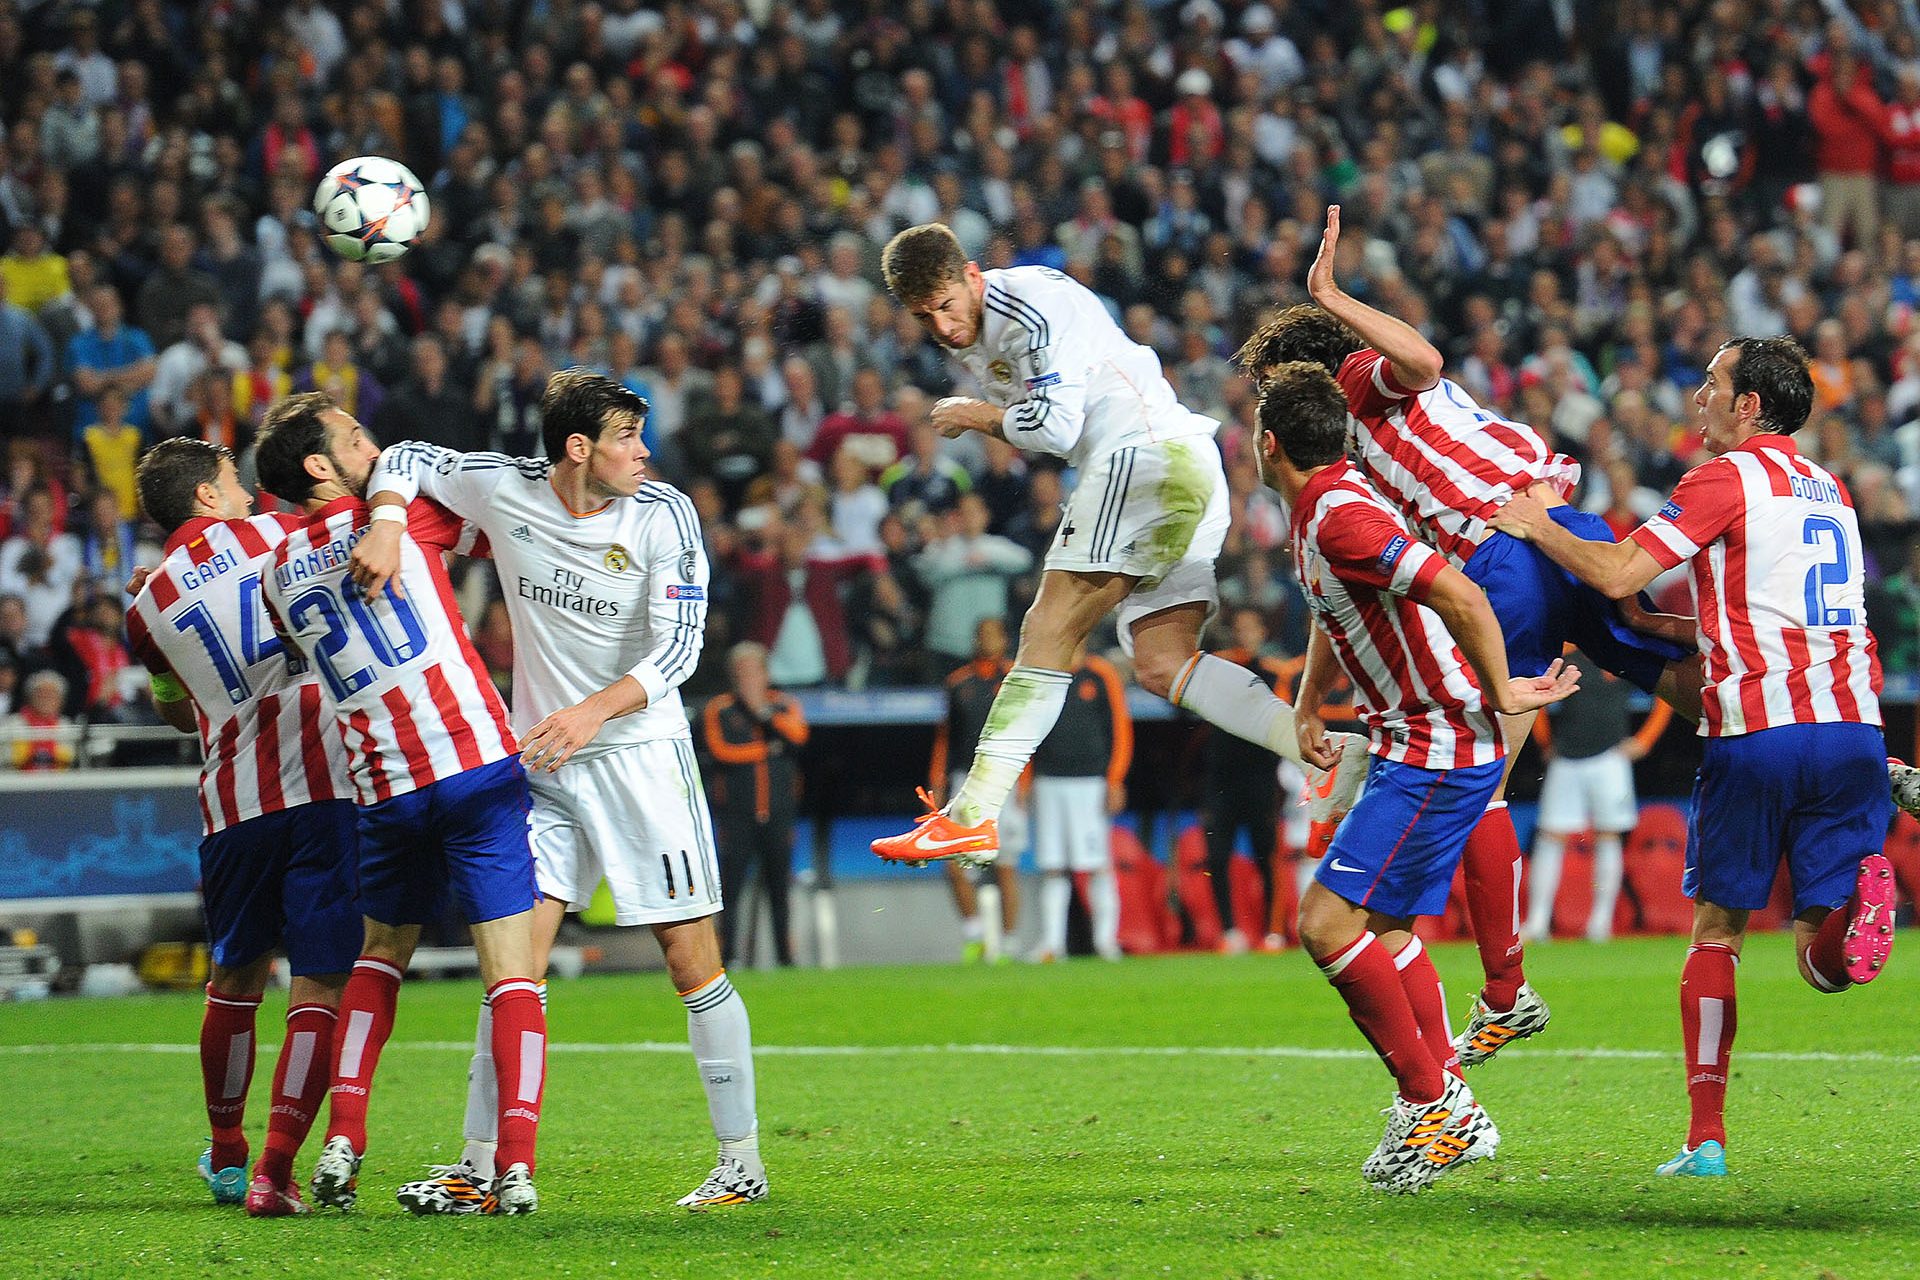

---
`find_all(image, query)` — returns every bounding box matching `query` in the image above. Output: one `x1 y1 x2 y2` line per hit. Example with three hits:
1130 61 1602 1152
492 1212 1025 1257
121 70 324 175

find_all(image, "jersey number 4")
171 572 297 706
1802 514 1857 628
286 571 430 702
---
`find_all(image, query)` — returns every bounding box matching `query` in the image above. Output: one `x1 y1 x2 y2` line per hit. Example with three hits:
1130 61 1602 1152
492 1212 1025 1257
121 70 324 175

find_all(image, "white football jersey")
952 266 1218 469
369 444 708 753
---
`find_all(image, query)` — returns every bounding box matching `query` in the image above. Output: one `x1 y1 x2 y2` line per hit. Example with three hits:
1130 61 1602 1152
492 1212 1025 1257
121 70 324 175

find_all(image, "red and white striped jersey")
1629 434 1883 737
1336 349 1582 568
125 513 349 835
263 496 516 805
1292 460 1504 770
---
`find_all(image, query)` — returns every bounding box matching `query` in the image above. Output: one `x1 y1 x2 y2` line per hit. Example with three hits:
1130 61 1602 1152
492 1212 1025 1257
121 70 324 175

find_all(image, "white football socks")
1526 833 1564 941
1039 871 1073 958
682 971 759 1159
1087 869 1120 957
461 980 546 1181
1173 653 1302 761
1588 834 1624 940
951 667 1072 826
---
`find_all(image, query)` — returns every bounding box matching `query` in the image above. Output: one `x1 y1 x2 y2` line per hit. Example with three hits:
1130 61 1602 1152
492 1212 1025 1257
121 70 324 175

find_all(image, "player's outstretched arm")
1305 204 1442 393
1490 488 1664 600
1293 623 1340 769
1424 565 1581 715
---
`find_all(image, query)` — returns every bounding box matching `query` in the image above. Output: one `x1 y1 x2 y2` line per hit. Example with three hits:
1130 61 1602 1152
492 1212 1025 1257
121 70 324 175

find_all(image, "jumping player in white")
349 369 765 1211
869 222 1363 867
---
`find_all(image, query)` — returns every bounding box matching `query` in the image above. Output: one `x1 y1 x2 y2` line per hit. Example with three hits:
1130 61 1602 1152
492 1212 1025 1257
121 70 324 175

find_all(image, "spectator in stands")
0 224 69 317
1871 539 1920 675
1525 655 1672 945
703 640 810 969
8 669 74 771
810 367 907 472
149 302 245 436
827 446 888 556
295 328 383 426
685 365 778 509
194 200 263 339
82 392 142 524
881 417 972 518
374 334 479 452
731 502 883 688
1809 45 1890 250
637 332 712 483
805 305 868 414
135 224 221 350
68 284 155 435
0 274 53 437
0 593 30 674
0 487 80 648
915 492 1032 668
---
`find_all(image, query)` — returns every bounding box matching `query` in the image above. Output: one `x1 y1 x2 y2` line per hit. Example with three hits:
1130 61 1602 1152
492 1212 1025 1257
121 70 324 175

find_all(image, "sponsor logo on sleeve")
1378 534 1409 570
1025 371 1061 390
1659 500 1684 521
665 584 705 601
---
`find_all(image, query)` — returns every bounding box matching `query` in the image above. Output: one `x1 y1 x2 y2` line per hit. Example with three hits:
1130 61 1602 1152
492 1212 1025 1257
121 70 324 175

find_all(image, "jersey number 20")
286 571 430 701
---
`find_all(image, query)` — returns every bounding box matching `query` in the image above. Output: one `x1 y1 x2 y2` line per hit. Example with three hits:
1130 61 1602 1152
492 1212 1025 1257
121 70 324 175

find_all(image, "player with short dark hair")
347 368 767 1212
1255 362 1580 1192
126 436 357 1217
256 396 548 1216
1492 334 1897 1177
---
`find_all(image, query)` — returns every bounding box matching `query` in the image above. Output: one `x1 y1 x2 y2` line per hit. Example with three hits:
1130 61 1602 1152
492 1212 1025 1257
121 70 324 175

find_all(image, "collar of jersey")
1290 458 1356 539
311 494 365 526
1729 431 1797 458
163 515 223 557
548 474 614 519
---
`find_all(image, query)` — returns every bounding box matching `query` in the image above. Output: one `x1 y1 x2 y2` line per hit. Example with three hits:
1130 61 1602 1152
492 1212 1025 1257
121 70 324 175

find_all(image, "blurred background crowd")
2 0 1920 750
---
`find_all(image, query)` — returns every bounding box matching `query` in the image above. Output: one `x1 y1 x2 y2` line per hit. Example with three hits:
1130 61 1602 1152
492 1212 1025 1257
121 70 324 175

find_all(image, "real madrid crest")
605 543 630 572
988 359 1013 383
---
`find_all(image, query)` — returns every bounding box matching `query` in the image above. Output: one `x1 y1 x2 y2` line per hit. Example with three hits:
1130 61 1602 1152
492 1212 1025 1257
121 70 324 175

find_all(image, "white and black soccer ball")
313 155 431 264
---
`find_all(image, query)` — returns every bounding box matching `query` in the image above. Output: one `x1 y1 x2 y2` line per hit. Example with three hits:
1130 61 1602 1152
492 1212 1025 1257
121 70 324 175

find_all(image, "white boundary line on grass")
3 1041 1918 1065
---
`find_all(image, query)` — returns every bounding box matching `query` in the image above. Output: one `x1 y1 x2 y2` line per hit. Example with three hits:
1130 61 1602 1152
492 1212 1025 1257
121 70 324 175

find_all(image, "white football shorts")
1030 774 1112 873
1044 437 1230 655
528 738 723 926
1535 748 1639 836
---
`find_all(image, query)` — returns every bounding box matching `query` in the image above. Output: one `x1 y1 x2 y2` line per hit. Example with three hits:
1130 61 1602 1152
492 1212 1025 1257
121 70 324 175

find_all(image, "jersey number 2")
1802 515 1857 627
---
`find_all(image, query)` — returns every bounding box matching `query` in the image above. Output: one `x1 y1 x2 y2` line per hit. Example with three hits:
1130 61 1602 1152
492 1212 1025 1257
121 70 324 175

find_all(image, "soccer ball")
313 156 431 264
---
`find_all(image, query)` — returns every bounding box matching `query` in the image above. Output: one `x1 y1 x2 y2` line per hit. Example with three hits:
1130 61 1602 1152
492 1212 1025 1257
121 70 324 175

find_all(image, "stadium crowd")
1 0 1919 750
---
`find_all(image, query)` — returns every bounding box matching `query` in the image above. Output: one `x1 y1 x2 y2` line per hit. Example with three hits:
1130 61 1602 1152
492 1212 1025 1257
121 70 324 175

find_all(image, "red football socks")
487 979 547 1175
255 1003 338 1188
1314 931 1446 1103
1463 803 1526 1011
200 985 262 1171
1806 907 1854 991
1392 936 1462 1078
1680 942 1739 1149
324 957 403 1153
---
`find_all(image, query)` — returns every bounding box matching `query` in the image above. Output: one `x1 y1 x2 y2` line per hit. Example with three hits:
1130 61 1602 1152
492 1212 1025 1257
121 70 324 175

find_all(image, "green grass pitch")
1 933 1915 1279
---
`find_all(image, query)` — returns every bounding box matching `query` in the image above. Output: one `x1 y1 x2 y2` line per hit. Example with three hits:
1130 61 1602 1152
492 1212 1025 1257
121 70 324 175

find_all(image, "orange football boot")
871 788 1000 866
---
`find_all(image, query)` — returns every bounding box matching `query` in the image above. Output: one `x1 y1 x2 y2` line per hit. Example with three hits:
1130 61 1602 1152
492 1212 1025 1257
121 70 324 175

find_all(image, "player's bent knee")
209 955 274 998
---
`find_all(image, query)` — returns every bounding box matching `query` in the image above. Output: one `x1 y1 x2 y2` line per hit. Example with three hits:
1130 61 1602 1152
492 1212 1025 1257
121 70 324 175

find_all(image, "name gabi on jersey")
275 527 363 590
1788 473 1843 505
517 566 621 617
178 545 242 590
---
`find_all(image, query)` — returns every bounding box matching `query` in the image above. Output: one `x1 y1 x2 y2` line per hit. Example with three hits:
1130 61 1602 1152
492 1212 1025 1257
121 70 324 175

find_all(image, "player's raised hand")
350 519 406 600
519 699 612 772
1306 204 1343 302
1501 657 1582 714
124 565 152 596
